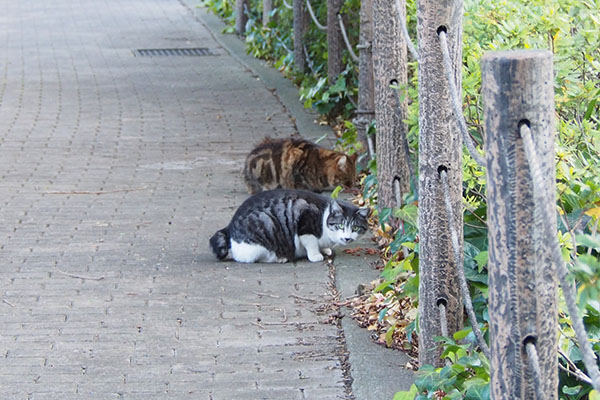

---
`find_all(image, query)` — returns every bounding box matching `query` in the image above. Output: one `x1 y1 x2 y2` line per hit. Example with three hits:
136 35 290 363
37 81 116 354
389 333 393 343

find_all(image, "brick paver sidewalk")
0 1 350 398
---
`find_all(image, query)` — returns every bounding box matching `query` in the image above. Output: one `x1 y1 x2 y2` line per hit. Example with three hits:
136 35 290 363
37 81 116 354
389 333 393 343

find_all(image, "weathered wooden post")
416 0 464 367
354 0 375 161
263 0 273 27
372 0 411 208
327 0 344 83
235 0 249 35
293 0 307 72
483 50 557 399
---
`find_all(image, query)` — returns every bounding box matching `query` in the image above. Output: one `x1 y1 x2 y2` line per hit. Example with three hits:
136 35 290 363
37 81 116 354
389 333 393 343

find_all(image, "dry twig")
289 294 317 303
252 291 280 298
2 298 15 307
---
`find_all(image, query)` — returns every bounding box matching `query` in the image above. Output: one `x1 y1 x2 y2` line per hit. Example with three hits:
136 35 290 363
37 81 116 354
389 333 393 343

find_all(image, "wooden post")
327 0 343 83
482 50 557 400
372 0 411 209
235 0 249 35
416 0 464 367
293 0 307 72
355 0 375 162
263 0 273 27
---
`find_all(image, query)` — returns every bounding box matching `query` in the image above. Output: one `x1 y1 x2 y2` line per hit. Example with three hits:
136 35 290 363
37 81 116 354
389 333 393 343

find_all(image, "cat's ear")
330 200 343 214
356 207 370 219
337 155 348 171
349 153 358 164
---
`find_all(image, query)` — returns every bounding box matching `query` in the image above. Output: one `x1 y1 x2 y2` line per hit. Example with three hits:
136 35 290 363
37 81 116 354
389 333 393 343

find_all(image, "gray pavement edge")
178 0 332 144
179 1 415 398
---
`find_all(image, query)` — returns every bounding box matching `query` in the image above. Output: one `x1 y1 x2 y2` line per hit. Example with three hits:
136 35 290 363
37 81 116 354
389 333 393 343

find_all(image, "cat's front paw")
307 253 324 262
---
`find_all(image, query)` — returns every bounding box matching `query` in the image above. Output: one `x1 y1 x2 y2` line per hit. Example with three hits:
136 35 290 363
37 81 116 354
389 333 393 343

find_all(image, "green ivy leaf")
414 365 438 392
584 95 598 121
385 325 396 347
453 327 473 341
393 384 418 400
562 385 582 396
394 203 418 227
465 383 490 400
378 307 389 323
329 76 346 93
330 185 342 199
474 251 488 270
576 233 600 251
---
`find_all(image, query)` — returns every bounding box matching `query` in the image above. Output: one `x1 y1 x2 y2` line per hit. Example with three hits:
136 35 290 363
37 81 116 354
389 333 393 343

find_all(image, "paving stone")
0 0 351 398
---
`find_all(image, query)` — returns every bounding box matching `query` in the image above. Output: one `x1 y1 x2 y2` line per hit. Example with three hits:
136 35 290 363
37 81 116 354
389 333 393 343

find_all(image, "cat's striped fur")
210 189 369 263
243 136 357 194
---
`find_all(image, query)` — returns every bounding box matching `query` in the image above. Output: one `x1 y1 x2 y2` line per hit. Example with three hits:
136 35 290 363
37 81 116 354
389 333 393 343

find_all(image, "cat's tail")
210 227 230 260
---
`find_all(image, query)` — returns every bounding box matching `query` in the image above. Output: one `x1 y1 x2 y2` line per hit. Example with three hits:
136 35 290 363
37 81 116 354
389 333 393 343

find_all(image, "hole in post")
518 119 531 136
522 335 537 357
437 25 447 35
523 335 537 347
437 165 448 176
436 298 448 308
390 79 398 86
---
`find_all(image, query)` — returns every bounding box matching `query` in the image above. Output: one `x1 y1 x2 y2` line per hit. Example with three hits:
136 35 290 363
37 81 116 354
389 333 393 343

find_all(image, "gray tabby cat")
210 189 369 263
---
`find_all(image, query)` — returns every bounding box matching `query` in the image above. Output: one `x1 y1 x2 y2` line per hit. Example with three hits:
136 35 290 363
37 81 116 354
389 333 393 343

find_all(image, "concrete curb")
180 2 415 398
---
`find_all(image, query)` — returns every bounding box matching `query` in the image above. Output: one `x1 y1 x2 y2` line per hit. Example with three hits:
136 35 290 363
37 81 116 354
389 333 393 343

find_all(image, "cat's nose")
343 237 352 243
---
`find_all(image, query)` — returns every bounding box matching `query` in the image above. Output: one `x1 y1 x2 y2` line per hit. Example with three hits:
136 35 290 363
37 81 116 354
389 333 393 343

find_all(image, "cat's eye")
336 223 345 230
352 226 361 232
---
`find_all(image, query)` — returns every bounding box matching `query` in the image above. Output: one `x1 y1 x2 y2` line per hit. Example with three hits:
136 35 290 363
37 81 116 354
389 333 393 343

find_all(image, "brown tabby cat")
243 136 357 194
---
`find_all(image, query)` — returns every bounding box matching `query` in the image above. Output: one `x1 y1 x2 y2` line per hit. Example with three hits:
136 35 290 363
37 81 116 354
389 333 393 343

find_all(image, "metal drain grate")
133 48 215 57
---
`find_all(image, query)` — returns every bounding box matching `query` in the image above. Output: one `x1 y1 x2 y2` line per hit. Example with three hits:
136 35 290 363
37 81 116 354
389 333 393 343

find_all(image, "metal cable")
439 302 448 337
305 0 327 30
302 45 317 75
274 32 292 54
352 113 376 161
520 123 600 391
440 169 491 359
392 86 417 196
393 178 402 208
439 302 453 366
282 0 293 9
337 14 359 63
367 131 375 160
525 341 546 400
438 30 486 168
394 0 419 62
